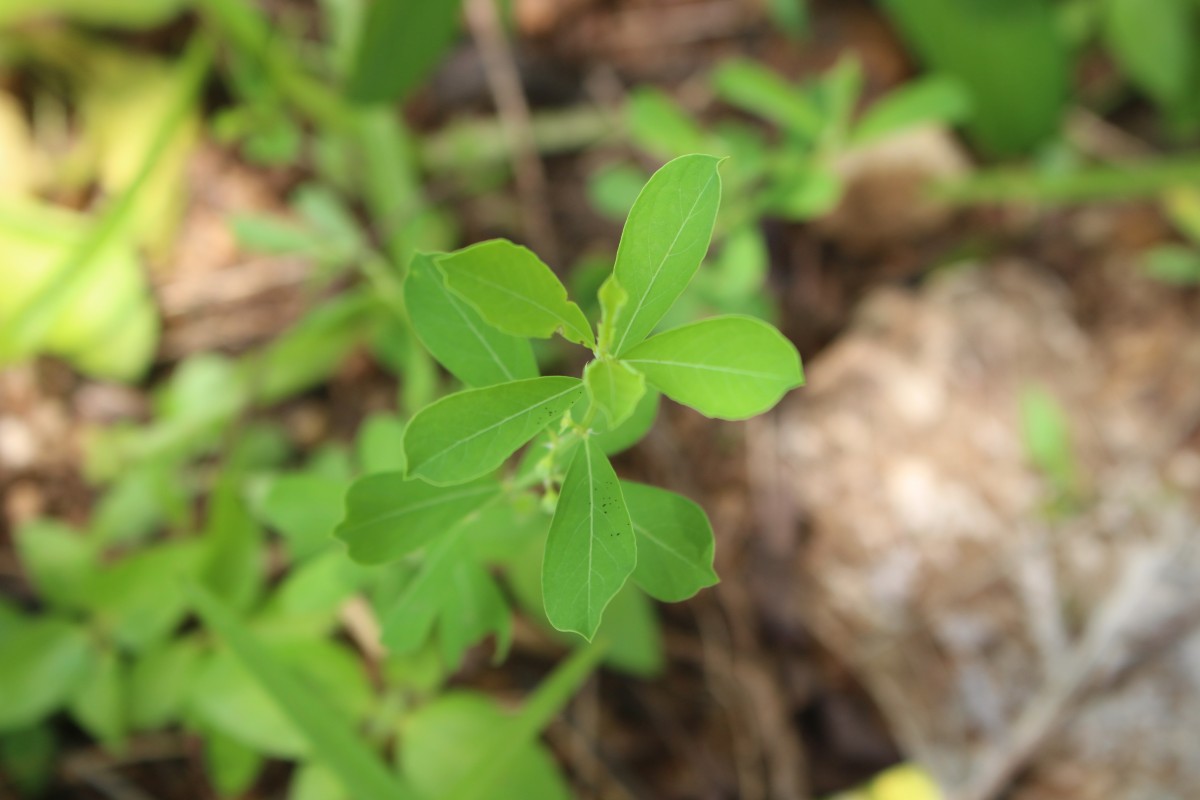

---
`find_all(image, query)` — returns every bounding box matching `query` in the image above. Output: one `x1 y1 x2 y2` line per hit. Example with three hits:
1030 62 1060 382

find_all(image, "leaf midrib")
623 358 788 381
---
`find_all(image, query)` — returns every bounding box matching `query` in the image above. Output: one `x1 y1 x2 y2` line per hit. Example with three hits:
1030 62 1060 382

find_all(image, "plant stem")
936 155 1200 205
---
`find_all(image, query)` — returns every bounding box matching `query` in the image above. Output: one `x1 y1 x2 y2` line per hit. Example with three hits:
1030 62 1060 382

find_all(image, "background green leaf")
346 0 462 104
336 473 500 564
880 0 1067 155
187 584 414 800
0 618 91 732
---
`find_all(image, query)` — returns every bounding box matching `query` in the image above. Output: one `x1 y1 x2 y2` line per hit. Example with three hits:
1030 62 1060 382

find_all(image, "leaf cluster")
340 154 804 640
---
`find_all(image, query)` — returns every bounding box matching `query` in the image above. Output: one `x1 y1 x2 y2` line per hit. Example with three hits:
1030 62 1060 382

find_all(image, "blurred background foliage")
1 0 1199 798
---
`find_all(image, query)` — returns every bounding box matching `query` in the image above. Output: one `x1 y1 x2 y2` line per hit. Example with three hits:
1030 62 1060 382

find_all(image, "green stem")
935 156 1200 205
194 0 356 131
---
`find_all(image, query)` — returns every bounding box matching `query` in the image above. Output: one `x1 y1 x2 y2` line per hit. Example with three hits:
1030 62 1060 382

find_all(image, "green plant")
338 153 805 641
879 0 1068 157
590 58 969 324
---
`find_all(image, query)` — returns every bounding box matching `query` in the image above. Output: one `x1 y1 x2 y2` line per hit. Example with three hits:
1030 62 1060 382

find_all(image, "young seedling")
338 154 805 640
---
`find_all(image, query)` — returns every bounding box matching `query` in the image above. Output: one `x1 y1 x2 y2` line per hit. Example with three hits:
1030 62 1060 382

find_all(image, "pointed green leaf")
712 60 824 142
380 530 465 652
14 520 95 611
67 647 126 748
442 643 605 800
437 560 512 667
437 240 595 347
259 473 351 561
355 413 408 475
347 0 461 104
623 482 719 602
583 359 646 430
610 155 723 355
403 694 571 800
622 315 803 420
404 377 584 486
128 638 201 731
336 473 500 565
406 253 539 387
851 74 972 146
187 584 415 800
542 440 636 640
0 618 91 732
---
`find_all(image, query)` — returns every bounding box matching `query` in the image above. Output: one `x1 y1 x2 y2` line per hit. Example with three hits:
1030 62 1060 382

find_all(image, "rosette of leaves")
338 155 805 641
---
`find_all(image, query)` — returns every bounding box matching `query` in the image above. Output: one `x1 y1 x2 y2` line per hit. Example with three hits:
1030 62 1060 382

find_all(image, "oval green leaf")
542 440 636 640
437 240 594 348
404 377 585 486
621 315 803 420
623 482 718 602
336 473 500 565
610 154 723 355
406 253 538 388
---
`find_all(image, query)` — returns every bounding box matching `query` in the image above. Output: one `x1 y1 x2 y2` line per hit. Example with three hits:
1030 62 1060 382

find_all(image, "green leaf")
609 155 723 355
880 0 1067 155
442 643 605 800
291 762 351 800
204 728 263 797
380 530 463 652
346 0 462 104
712 60 824 142
355 413 409 475
1103 0 1196 110
852 74 973 145
0 726 56 797
128 638 201 731
590 583 664 677
1020 386 1079 498
437 560 512 667
542 439 636 640
0 618 91 732
621 315 804 420
337 472 500 564
583 359 647 431
437 240 595 348
14 520 95 611
1145 245 1200 286
406 252 539 387
247 290 383 405
404 376 584 485
265 550 368 630
201 476 265 613
761 162 843 220
402 694 571 800
187 584 414 800
625 87 708 159
88 542 200 651
259 473 351 561
623 482 719 602
67 647 126 749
